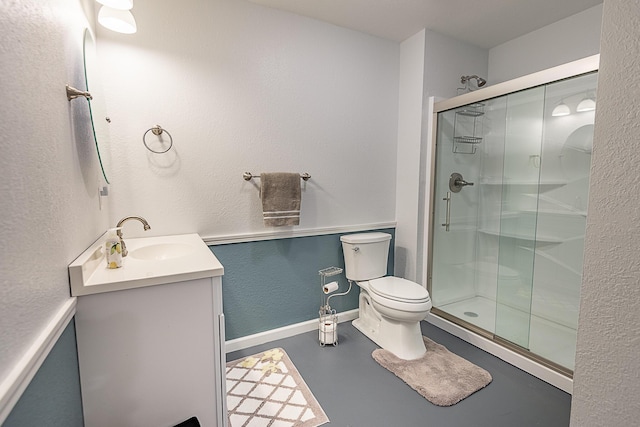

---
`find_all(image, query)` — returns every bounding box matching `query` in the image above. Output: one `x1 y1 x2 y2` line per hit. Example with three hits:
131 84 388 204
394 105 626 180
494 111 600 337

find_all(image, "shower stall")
426 56 598 387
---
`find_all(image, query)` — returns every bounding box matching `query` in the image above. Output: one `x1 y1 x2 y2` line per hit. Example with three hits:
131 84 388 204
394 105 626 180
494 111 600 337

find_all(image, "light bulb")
98 6 137 34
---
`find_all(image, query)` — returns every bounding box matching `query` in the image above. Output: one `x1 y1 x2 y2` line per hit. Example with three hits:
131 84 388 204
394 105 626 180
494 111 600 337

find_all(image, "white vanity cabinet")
70 234 226 427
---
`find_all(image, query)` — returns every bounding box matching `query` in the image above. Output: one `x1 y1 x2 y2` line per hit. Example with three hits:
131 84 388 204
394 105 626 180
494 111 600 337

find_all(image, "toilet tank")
340 232 392 281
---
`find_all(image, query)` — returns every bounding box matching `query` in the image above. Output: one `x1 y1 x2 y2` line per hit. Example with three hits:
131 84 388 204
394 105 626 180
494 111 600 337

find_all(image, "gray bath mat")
372 337 492 406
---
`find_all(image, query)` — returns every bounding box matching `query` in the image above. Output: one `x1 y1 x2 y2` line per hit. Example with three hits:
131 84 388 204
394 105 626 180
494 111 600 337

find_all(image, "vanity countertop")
69 233 223 296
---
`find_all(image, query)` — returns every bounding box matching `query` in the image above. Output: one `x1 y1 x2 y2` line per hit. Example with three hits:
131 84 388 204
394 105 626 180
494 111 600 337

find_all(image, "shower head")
461 75 486 87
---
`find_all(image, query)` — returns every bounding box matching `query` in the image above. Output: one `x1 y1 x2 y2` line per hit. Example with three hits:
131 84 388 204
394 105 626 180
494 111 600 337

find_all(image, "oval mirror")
83 28 111 184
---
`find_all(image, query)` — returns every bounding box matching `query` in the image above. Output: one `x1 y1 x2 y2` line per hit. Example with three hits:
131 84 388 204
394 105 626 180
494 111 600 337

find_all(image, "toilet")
341 232 432 360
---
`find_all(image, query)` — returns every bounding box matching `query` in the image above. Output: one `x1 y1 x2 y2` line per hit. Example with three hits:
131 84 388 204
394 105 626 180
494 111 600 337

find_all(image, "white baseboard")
426 312 573 394
226 309 359 353
0 298 77 424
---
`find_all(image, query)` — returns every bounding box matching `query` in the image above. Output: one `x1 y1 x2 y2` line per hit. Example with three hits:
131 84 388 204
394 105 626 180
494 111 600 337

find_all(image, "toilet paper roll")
319 321 336 345
323 281 339 294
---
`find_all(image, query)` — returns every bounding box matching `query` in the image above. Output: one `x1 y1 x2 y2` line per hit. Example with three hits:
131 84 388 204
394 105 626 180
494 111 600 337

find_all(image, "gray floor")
227 321 571 427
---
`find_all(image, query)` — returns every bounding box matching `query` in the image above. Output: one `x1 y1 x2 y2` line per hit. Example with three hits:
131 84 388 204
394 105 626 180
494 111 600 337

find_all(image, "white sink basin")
130 243 195 261
69 233 223 296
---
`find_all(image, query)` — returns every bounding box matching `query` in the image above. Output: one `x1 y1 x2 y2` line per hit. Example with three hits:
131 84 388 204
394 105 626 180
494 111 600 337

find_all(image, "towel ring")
143 125 173 154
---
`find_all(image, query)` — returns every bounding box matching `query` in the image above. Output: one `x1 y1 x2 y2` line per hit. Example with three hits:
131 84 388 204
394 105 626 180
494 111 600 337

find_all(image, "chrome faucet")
116 216 151 257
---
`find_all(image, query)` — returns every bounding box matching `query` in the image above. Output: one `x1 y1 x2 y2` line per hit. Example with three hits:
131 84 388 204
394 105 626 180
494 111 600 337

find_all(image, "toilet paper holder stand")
318 266 350 347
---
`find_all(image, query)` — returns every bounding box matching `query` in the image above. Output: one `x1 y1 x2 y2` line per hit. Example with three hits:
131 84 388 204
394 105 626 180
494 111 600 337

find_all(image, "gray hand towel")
260 172 301 226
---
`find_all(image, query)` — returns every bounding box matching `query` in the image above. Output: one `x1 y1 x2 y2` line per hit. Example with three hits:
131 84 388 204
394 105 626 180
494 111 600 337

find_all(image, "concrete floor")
227 321 571 427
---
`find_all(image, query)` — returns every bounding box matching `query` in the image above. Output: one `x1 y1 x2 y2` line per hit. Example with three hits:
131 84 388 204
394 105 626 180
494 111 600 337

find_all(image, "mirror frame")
83 28 110 184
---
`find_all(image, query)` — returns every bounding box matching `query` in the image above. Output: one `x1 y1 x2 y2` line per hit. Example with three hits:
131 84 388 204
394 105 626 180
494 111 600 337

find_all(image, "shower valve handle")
455 179 474 187
449 172 474 193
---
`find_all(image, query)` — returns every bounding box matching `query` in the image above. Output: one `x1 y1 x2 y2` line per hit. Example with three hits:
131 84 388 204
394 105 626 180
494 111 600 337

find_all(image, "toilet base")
351 318 427 360
353 309 427 360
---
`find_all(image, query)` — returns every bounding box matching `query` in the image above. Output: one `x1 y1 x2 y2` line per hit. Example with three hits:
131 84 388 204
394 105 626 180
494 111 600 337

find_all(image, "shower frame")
422 54 599 393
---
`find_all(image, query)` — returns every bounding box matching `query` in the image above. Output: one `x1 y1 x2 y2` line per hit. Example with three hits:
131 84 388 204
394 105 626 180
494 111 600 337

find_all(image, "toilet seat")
365 277 432 313
369 277 430 303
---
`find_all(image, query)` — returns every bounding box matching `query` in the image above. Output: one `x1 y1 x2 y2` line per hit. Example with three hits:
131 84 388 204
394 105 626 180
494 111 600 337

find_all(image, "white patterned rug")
226 348 329 427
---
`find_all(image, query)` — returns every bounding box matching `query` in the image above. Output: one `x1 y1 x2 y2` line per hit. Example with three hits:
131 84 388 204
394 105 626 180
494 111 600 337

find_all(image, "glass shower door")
529 72 597 370
430 71 597 372
494 87 546 349
431 85 547 346
431 100 505 334
432 85 546 348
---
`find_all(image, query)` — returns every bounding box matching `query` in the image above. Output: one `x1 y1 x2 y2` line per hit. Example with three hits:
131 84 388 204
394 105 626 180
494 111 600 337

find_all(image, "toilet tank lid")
340 232 391 244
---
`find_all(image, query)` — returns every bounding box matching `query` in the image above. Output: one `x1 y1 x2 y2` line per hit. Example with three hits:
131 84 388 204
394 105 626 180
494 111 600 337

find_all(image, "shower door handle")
442 191 451 232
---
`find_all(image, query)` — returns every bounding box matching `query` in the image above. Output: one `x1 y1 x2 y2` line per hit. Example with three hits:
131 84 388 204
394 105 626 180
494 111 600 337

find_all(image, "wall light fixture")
552 101 571 117
576 96 596 112
96 0 137 34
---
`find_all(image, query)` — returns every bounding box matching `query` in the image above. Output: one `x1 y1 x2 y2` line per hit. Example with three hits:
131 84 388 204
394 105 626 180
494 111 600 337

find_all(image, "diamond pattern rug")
226 348 329 427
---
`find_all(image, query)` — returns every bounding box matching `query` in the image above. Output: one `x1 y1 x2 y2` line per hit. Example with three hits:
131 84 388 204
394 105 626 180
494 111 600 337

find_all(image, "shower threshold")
430 298 576 393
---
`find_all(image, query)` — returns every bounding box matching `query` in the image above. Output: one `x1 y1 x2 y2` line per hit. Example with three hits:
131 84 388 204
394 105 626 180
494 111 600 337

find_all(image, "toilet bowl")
341 233 432 360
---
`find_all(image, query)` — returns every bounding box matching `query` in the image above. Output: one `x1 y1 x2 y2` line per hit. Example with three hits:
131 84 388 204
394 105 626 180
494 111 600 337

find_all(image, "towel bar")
243 172 311 181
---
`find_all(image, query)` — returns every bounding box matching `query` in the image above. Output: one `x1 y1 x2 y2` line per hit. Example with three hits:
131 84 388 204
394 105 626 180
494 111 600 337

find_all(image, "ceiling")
247 0 603 48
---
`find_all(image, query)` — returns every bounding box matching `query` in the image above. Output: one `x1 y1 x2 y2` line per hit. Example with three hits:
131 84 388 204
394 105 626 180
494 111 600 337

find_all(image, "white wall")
423 30 489 100
394 30 425 280
98 0 400 239
571 0 640 424
0 0 108 406
488 4 603 84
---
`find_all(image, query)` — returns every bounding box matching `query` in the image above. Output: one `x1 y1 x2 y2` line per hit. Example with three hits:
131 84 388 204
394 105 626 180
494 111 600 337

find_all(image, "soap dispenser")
105 228 122 269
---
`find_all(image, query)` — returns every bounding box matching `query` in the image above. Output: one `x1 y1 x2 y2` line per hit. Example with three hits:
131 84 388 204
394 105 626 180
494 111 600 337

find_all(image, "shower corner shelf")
456 103 485 117
453 136 483 144
453 135 483 154
453 103 484 154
